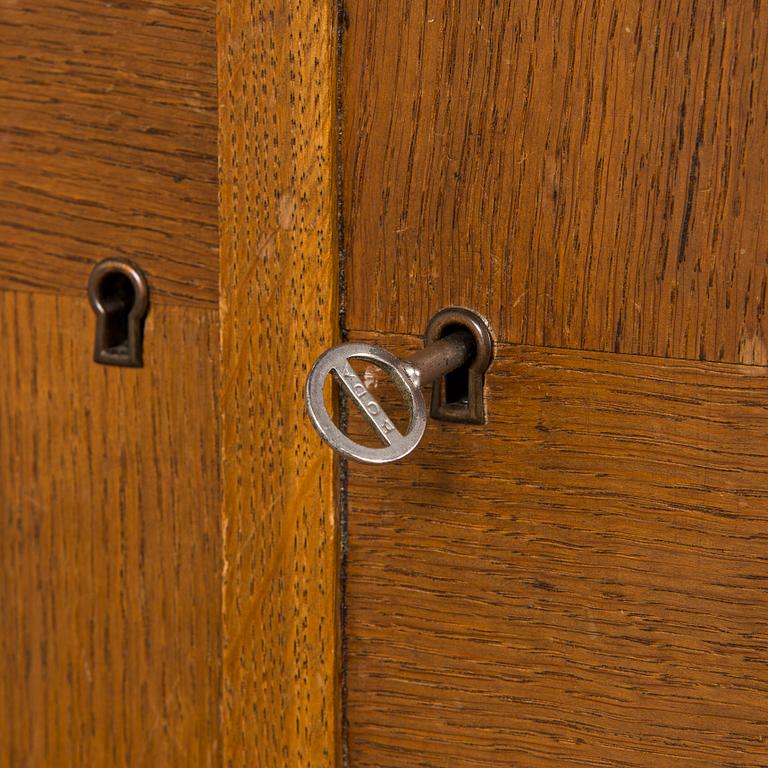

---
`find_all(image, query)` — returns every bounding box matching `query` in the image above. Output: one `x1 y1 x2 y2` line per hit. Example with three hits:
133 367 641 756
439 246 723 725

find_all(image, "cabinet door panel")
345 336 768 767
0 0 219 306
343 1 768 364
0 292 220 767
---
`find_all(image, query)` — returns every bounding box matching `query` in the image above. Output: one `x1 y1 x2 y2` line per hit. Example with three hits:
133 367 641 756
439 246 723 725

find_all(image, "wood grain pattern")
0 0 218 307
345 333 768 767
217 0 341 765
343 1 768 364
0 291 220 767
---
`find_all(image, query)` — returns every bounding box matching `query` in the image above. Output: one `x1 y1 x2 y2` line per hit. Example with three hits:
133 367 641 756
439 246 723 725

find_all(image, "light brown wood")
0 0 219 307
343 1 768 364
345 333 768 768
0 291 220 767
217 0 341 764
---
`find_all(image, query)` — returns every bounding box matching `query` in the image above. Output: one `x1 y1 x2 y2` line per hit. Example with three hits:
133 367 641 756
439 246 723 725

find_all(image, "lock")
305 308 493 464
87 258 149 367
425 307 493 424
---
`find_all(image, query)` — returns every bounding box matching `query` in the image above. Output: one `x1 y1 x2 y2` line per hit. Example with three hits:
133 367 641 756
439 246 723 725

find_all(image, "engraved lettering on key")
336 363 400 445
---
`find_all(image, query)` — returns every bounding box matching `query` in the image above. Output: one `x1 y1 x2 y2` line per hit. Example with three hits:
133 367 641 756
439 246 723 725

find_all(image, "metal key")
305 308 492 464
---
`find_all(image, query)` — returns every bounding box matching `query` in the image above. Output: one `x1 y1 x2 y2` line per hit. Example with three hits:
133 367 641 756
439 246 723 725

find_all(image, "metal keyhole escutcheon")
305 308 493 464
88 258 149 367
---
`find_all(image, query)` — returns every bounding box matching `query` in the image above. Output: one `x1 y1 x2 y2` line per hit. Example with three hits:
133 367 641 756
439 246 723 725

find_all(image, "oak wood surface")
0 291 220 767
345 333 768 768
217 0 341 765
343 1 768 365
0 0 219 307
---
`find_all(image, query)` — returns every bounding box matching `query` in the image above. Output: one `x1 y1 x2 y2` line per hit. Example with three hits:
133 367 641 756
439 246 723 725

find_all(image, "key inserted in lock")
305 308 493 464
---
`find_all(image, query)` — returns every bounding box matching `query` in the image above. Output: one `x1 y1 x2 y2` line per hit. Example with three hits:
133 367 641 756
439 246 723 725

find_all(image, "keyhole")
97 270 136 354
88 259 149 367
439 323 477 406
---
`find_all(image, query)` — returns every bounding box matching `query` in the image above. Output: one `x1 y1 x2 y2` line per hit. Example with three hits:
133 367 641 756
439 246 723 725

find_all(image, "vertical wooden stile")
217 1 342 765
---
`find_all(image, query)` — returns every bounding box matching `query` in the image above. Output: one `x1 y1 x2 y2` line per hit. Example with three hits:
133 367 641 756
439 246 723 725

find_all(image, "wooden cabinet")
1 1 767 766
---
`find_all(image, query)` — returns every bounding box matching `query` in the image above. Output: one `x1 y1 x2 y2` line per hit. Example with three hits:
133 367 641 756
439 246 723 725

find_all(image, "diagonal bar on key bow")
332 362 404 446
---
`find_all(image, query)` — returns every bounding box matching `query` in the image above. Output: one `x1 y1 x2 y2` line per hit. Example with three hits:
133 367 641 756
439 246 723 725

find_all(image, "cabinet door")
0 2 222 764
341 3 768 766
0 2 341 765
